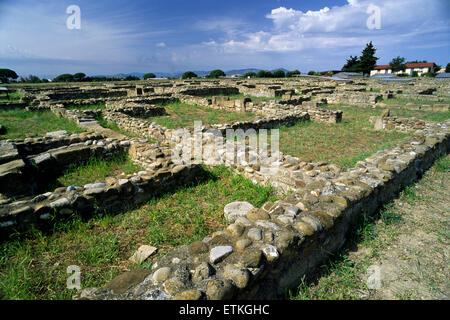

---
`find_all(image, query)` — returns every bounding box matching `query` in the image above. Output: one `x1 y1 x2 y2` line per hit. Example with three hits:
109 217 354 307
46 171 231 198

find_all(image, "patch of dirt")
352 163 449 300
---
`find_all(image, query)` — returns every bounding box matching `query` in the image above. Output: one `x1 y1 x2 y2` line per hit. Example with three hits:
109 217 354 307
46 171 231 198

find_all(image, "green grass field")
151 101 256 128
0 165 276 299
0 109 84 140
53 154 142 190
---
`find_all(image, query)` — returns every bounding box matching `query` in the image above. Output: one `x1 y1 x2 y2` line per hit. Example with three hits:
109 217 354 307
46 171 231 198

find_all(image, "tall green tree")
341 55 360 72
446 63 450 73
358 41 379 75
0 68 18 83
389 56 406 73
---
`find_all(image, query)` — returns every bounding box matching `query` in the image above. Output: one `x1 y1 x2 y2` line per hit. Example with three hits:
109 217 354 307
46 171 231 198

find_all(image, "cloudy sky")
0 0 449 77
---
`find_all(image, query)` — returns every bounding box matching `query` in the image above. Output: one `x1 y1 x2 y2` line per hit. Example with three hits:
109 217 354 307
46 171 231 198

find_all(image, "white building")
370 62 437 76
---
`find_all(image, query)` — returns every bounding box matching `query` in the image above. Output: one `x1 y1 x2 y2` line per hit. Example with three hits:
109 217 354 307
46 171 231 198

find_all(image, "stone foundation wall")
0 132 127 198
74 120 450 300
0 143 205 241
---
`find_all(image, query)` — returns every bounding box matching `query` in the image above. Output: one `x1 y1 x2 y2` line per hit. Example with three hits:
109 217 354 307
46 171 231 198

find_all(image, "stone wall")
74 119 450 300
0 142 205 241
0 132 127 198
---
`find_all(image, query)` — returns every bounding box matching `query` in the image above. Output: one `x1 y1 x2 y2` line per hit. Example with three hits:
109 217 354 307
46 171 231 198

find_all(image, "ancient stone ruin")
1 76 449 300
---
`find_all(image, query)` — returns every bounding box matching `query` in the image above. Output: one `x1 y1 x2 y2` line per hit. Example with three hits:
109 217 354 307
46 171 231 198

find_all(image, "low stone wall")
0 142 205 241
370 115 427 132
0 132 127 198
75 120 450 300
321 93 382 106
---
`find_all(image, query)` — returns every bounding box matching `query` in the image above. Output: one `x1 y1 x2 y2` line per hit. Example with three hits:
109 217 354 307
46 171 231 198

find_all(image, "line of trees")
341 41 379 75
243 69 301 78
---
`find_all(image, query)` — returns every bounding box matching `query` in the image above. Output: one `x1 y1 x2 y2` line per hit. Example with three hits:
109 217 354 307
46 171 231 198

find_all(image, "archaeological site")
1 75 449 300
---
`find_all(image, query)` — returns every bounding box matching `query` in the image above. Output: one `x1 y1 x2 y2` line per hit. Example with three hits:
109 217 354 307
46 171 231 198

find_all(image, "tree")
286 70 301 77
307 70 316 75
256 70 273 78
358 41 379 76
143 73 156 79
445 63 450 73
0 68 19 83
73 72 86 81
272 69 286 78
243 72 257 78
182 71 198 79
53 74 74 82
342 55 360 72
124 75 140 81
389 56 406 73
207 69 226 79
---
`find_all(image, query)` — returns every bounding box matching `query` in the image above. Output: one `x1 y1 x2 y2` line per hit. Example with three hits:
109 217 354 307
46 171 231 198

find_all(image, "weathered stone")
162 278 186 296
246 208 270 221
224 201 254 222
247 228 262 241
235 238 252 251
262 245 279 262
224 264 251 289
239 248 263 268
210 246 233 264
129 245 157 264
192 262 215 283
189 240 209 254
226 223 245 237
173 289 203 300
104 269 151 294
152 267 172 284
206 279 235 300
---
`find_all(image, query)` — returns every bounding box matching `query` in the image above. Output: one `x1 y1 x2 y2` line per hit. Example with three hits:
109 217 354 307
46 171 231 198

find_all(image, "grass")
53 154 143 189
0 91 23 101
382 96 450 106
289 154 449 300
205 93 283 103
0 165 276 300
0 109 84 140
66 103 106 110
150 100 256 129
272 104 412 169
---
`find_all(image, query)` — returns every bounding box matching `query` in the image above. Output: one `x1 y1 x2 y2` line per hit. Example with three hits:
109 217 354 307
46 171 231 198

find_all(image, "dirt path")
352 155 449 299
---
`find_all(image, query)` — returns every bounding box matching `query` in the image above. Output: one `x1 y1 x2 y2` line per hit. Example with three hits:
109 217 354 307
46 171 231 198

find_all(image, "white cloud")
156 42 166 47
207 0 449 53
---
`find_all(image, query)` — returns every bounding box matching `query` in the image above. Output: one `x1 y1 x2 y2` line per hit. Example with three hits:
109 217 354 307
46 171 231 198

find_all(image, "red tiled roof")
373 62 435 70
404 62 434 68
373 65 391 70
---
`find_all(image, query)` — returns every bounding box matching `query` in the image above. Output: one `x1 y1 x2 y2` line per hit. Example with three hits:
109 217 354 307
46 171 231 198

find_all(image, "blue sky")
0 0 449 77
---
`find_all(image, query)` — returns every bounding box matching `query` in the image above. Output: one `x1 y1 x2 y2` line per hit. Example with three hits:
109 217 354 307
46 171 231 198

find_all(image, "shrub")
144 73 156 79
182 71 198 79
272 69 286 78
207 69 226 78
0 68 18 83
256 70 273 78
286 70 301 77
243 72 257 78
